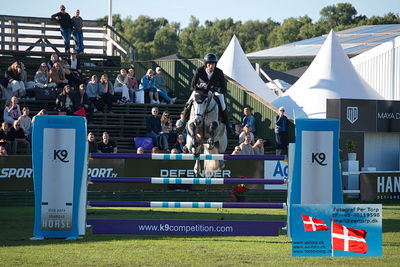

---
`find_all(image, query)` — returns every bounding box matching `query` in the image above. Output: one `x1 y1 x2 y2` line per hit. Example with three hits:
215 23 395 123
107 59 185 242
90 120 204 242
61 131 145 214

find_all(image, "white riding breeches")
188 91 226 111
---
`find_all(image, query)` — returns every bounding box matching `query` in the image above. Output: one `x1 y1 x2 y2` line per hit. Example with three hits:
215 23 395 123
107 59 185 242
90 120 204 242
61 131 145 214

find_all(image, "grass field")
0 204 399 266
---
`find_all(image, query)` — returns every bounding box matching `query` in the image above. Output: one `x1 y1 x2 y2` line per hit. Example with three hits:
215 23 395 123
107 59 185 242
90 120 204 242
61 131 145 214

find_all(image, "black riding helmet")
203 53 218 65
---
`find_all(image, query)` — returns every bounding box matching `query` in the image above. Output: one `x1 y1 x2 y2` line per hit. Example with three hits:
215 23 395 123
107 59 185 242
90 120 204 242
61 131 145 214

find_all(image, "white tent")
218 35 278 103
272 30 385 119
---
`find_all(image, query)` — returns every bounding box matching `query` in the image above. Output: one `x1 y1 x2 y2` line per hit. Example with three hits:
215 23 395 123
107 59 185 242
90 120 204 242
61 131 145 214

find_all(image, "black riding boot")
221 109 235 136
177 100 192 133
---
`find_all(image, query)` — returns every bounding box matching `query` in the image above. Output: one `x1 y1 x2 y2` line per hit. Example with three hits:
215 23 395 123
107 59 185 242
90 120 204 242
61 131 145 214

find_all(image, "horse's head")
192 89 212 127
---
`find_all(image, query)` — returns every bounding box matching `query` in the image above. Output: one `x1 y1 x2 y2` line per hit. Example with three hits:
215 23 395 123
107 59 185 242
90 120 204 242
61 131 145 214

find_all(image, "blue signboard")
31 115 87 239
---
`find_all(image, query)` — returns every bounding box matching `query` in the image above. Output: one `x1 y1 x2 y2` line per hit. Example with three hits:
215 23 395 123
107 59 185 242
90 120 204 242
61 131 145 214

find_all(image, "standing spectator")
252 139 265 155
87 132 98 153
47 53 59 70
154 67 176 104
49 62 69 92
98 74 114 113
114 69 131 103
173 134 186 153
97 132 117 153
127 68 138 103
5 61 25 98
34 63 56 89
139 69 159 104
231 146 242 155
136 147 144 154
0 122 12 154
275 106 288 155
18 107 32 139
86 75 102 113
0 145 7 156
9 120 30 155
238 124 254 144
56 85 74 115
71 9 84 54
51 5 73 53
239 135 254 155
242 107 256 134
146 107 163 149
68 50 82 86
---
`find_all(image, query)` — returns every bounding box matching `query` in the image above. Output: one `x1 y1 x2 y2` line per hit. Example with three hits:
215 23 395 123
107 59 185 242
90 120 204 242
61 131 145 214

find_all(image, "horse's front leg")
206 121 218 150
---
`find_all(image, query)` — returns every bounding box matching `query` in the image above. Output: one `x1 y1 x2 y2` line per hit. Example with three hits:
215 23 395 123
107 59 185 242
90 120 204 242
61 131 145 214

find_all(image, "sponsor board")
360 172 400 201
264 160 288 190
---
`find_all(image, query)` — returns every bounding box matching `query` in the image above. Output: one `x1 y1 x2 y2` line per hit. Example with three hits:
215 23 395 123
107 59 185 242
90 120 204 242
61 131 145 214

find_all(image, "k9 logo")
54 149 69 163
311 152 327 166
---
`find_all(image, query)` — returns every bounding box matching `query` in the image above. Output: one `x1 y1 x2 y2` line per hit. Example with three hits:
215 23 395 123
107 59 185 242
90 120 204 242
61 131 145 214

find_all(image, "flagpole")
331 219 334 257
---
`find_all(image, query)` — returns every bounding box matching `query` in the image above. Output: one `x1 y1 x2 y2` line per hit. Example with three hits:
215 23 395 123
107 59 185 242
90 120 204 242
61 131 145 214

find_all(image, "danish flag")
332 222 368 254
300 214 328 231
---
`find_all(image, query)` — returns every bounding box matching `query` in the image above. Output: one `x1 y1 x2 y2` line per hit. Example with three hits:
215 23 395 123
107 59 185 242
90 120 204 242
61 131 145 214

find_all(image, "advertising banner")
264 160 288 190
360 172 400 201
290 204 382 257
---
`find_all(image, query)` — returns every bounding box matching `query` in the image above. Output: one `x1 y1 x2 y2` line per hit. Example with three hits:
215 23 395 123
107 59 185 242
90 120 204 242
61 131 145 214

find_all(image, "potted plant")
230 184 249 202
345 139 357 161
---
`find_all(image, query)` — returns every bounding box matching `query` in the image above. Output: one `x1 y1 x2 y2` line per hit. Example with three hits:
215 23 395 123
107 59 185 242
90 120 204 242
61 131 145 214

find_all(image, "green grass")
0 205 399 267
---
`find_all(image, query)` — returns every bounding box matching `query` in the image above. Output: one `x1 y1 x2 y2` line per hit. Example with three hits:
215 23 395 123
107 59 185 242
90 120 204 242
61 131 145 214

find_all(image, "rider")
180 53 233 135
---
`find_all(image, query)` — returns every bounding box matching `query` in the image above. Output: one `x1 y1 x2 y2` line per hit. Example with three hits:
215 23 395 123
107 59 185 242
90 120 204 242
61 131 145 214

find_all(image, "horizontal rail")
90 153 286 161
343 190 360 194
90 177 288 184
88 201 287 209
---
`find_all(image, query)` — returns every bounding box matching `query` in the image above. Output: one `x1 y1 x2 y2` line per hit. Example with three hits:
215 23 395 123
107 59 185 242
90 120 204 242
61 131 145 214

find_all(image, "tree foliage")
98 3 399 70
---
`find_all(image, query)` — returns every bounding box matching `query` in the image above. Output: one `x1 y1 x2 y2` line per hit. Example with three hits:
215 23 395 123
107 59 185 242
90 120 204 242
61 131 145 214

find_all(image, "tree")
319 3 358 28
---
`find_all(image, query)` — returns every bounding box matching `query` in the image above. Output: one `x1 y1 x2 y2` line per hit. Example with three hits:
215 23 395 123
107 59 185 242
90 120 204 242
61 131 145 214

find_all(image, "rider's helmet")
203 53 218 65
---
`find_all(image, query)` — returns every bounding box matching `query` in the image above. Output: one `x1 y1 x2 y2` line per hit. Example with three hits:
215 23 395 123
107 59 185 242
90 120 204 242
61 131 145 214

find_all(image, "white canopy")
272 30 384 119
218 35 278 103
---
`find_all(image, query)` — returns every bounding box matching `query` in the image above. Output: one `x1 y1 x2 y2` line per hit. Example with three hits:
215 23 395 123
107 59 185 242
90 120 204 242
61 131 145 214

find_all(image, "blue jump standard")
90 153 285 161
89 177 287 185
88 201 286 209
87 219 286 236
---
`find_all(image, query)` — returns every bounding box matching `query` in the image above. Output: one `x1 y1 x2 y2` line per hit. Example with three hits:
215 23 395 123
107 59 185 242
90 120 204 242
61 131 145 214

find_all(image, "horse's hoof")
207 138 215 149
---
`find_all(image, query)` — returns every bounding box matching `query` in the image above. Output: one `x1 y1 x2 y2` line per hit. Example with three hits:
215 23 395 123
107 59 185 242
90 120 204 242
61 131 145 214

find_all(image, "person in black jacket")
56 85 74 115
180 53 233 135
51 5 73 53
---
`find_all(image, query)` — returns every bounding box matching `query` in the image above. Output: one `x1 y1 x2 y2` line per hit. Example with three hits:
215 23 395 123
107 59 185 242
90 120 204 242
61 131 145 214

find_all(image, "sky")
2 0 399 27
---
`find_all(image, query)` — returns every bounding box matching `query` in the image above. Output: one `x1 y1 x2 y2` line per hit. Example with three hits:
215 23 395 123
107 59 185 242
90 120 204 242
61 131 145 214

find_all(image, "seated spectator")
170 148 178 154
173 134 186 153
127 68 139 102
231 146 242 155
0 122 12 154
97 132 117 153
9 120 30 155
49 62 69 91
18 107 32 139
86 75 102 113
151 147 159 154
146 107 162 149
241 107 256 134
20 62 35 95
160 111 172 151
3 99 15 125
5 61 26 98
0 145 7 156
68 49 82 81
175 111 187 137
114 69 131 103
238 124 255 144
87 132 98 153
154 67 176 104
136 147 144 154
34 63 56 89
60 55 80 90
98 74 114 113
47 53 59 70
72 84 90 119
139 69 159 104
3 97 21 125
239 135 254 155
56 85 74 115
252 139 265 155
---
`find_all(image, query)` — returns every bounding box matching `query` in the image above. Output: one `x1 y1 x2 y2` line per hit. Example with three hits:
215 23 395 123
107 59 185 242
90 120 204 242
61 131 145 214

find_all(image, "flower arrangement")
230 184 249 200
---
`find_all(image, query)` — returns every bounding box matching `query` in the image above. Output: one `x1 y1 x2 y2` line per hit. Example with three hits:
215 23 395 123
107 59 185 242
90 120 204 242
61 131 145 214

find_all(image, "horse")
186 89 227 176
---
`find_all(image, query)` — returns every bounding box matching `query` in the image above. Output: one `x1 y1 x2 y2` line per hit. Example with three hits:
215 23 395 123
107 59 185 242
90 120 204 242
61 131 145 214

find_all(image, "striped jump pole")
88 201 286 209
90 153 286 161
90 177 287 185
